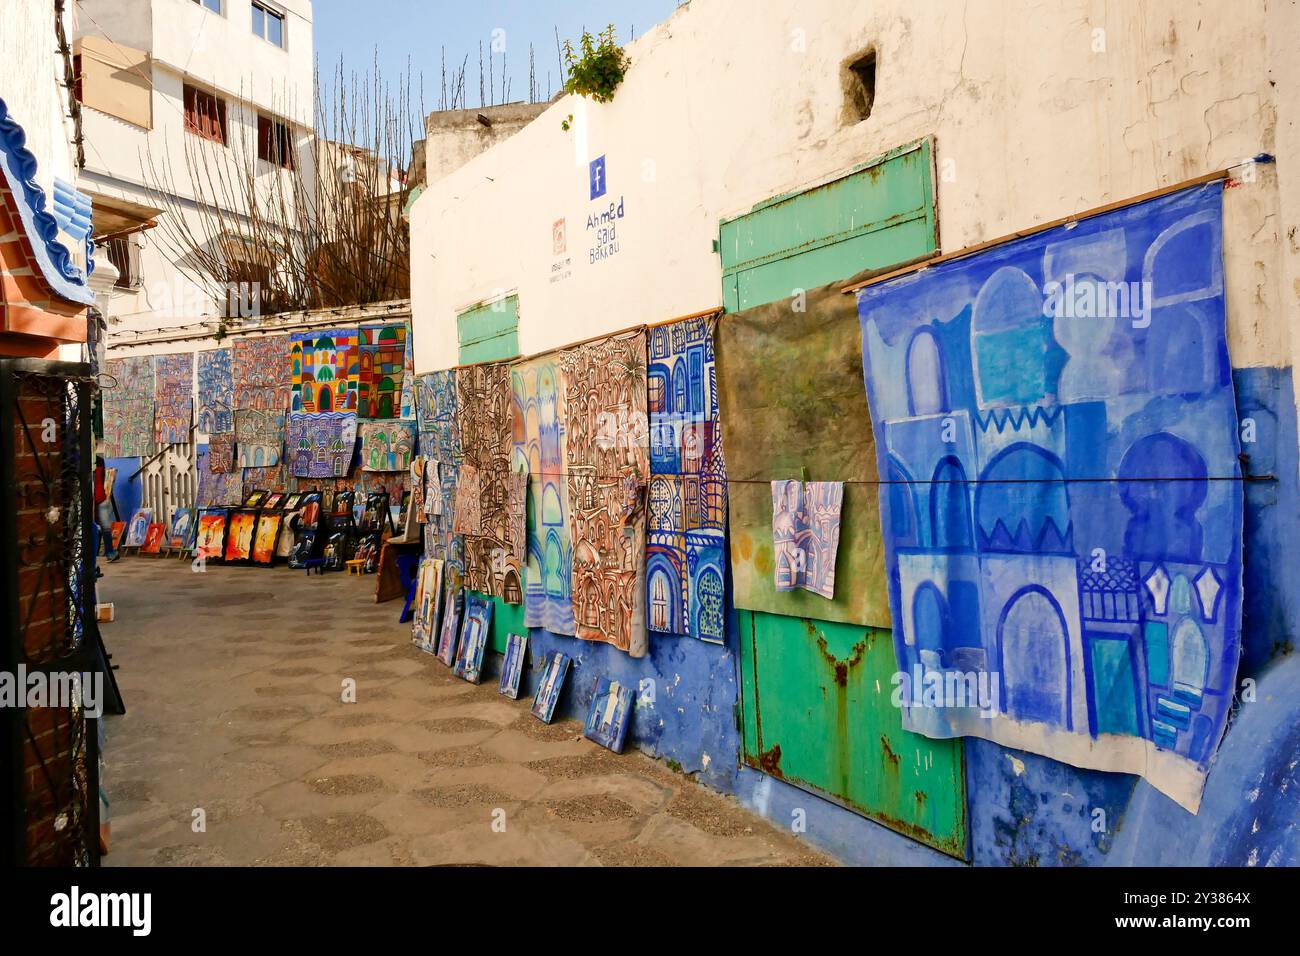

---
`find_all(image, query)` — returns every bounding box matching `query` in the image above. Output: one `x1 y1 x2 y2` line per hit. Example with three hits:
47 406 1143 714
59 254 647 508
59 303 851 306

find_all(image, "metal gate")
139 440 195 524
721 140 969 858
0 359 100 866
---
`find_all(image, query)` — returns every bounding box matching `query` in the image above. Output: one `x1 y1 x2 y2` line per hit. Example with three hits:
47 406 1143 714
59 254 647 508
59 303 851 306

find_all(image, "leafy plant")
560 24 629 128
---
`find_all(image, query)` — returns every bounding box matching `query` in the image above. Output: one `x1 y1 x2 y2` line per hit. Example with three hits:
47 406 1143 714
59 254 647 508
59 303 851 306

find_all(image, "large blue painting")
646 314 727 643
856 183 1240 811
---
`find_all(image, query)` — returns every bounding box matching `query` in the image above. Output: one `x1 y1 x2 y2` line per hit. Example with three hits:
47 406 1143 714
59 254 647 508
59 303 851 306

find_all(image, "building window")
192 0 222 12
251 2 285 48
183 84 227 144
257 115 295 169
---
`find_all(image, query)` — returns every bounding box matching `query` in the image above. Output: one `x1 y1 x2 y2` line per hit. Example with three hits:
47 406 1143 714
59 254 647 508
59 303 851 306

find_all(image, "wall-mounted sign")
589 155 607 199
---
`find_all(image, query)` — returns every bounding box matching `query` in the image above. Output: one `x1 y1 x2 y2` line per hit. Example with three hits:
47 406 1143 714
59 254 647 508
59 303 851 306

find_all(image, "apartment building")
73 0 314 341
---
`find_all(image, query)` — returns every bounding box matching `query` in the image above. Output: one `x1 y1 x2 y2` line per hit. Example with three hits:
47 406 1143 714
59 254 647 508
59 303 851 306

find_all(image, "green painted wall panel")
739 610 966 856
457 296 520 364
721 138 966 857
469 590 526 655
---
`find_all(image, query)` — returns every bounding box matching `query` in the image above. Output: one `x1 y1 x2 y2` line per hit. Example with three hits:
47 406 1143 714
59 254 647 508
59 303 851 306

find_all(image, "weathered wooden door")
720 139 968 858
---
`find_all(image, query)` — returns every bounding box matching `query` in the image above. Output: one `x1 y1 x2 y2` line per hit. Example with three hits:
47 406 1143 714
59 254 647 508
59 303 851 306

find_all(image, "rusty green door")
721 139 968 858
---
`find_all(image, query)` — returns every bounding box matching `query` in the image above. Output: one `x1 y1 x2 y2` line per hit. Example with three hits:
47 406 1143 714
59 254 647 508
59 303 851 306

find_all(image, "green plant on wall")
560 24 629 130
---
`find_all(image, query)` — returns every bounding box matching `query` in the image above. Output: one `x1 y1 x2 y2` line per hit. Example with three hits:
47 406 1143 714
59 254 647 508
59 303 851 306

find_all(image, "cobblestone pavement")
98 557 833 866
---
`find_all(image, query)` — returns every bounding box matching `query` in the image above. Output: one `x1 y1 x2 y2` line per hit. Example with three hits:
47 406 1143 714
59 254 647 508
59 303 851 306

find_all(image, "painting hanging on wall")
399 325 416 420
251 512 283 565
102 356 156 458
771 479 844 599
646 313 727 643
411 557 443 653
511 356 577 635
358 323 407 419
452 592 493 684
224 509 258 562
531 651 572 724
233 407 286 467
359 420 416 471
195 509 227 561
854 182 1241 812
196 449 243 507
196 347 234 434
140 522 166 555
415 370 460 462
716 281 890 627
456 363 523 600
232 336 290 414
208 434 236 473
435 583 464 667
498 633 528 699
560 330 650 656
286 411 357 478
153 353 194 445
583 676 635 753
124 508 152 548
290 328 359 413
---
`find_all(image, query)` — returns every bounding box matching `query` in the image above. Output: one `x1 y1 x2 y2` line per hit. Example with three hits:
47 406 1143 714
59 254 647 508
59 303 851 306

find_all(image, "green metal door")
722 139 968 858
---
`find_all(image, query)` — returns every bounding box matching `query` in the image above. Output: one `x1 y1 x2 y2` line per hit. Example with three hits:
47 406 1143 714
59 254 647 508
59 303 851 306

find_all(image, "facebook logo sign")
589 155 607 199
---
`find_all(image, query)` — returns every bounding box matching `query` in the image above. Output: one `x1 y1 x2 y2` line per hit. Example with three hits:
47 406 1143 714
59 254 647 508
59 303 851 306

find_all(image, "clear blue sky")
312 0 684 110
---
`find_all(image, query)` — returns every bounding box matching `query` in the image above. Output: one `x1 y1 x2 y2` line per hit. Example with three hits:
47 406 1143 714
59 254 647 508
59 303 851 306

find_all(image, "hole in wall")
843 47 877 124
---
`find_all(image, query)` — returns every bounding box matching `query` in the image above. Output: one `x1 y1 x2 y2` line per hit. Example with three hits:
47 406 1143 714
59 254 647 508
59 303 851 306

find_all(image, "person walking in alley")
95 455 120 562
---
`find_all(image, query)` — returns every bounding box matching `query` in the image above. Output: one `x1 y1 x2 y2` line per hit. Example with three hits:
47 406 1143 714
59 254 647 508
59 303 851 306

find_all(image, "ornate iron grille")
1 359 100 867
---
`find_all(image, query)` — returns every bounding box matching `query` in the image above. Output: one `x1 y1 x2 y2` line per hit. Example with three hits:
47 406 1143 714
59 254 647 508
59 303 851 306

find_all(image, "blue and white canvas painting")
452 592 492 684
531 651 571 724
856 183 1241 812
435 583 463 667
499 632 528 699
583 676 635 753
125 508 153 548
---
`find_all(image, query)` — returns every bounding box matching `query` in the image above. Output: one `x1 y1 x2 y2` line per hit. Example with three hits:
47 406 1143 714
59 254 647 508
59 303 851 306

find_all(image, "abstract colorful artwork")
196 348 234 434
290 328 359 413
286 412 357 478
435 583 464 667
716 282 890 627
855 183 1240 811
358 323 407 419
196 450 243 507
531 651 571 724
251 512 283 565
169 508 195 549
224 509 257 562
412 557 443 653
399 326 416 420
415 370 460 463
110 522 125 550
124 508 152 548
102 356 156 458
511 357 577 635
153 353 193 445
195 510 227 561
233 407 285 468
452 592 493 684
584 676 635 753
456 363 523 600
771 479 843 599
232 336 290 414
359 420 416 471
560 330 649 656
208 434 236 473
140 522 166 555
499 633 528 699
647 314 727 643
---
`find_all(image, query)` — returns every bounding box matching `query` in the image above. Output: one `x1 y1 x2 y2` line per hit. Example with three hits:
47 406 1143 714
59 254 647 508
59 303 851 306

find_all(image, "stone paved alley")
97 558 831 866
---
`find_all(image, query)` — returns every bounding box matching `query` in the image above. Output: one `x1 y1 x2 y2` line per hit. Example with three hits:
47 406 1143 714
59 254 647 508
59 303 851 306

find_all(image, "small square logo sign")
553 218 566 254
589 155 607 199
